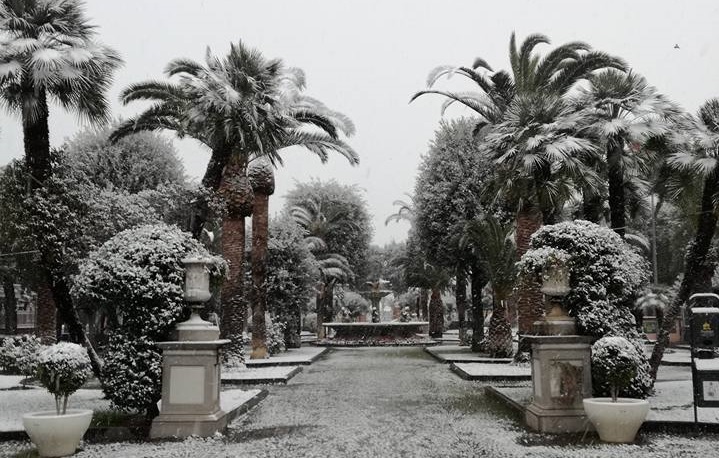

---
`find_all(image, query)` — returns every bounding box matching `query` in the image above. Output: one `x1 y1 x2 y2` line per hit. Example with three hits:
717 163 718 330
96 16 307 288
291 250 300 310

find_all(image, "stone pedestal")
150 339 230 438
524 335 593 434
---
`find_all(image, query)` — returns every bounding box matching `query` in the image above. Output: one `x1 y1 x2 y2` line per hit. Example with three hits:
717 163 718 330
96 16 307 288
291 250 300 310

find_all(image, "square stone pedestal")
151 339 230 438
524 335 593 434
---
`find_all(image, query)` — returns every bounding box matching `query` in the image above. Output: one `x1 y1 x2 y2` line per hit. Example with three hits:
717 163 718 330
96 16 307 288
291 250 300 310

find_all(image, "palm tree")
112 42 357 360
576 70 680 236
483 93 601 336
291 197 357 337
0 0 121 374
648 100 719 380
461 214 516 357
413 32 623 339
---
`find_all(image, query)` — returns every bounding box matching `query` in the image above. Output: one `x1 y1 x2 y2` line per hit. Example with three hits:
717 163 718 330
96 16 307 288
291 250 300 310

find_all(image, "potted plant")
583 336 650 443
22 342 93 457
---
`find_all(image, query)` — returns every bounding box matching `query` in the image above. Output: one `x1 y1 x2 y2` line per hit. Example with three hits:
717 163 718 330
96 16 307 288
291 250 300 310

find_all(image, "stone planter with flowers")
22 342 93 457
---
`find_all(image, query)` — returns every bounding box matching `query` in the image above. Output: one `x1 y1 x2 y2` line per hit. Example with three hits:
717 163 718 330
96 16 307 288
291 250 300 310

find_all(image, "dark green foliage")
284 179 372 287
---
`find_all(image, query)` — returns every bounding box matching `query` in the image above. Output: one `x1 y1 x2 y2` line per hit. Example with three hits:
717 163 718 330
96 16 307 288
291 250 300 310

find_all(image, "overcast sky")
1 0 718 245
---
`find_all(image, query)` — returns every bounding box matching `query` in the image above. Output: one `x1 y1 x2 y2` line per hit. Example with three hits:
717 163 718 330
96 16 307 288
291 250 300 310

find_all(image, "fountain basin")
318 322 437 347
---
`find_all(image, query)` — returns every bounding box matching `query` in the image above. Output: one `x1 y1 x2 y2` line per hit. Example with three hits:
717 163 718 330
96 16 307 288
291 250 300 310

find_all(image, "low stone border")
244 347 329 367
316 337 439 347
450 363 532 381
424 346 513 364
222 366 303 385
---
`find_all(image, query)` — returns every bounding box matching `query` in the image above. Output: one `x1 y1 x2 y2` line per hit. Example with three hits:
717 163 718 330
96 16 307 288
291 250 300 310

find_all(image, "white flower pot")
583 398 649 443
22 409 93 457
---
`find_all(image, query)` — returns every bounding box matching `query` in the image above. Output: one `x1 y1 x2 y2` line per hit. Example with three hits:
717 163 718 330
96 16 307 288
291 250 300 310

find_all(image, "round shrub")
36 342 92 414
592 336 644 400
0 334 43 376
518 220 652 397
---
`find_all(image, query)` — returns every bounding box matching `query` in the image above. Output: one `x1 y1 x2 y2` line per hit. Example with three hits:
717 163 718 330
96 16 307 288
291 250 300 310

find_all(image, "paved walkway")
3 347 719 457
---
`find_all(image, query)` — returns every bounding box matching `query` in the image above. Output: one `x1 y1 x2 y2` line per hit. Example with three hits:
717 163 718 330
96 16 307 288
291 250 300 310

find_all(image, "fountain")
318 278 434 346
360 279 393 323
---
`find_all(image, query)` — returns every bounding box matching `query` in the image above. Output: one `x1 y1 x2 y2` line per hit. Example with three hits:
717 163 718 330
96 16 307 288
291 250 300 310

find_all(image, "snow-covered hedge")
266 315 286 356
101 334 162 414
72 223 226 339
0 334 43 376
518 220 652 397
591 336 644 400
72 223 226 415
36 342 92 415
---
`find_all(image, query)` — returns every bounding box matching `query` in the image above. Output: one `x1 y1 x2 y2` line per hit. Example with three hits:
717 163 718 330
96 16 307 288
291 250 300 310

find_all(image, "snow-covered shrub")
399 306 411 322
36 342 92 415
266 316 286 356
73 224 226 415
264 215 319 347
72 223 226 339
518 221 649 338
0 334 43 376
101 334 162 414
591 336 645 400
518 220 652 397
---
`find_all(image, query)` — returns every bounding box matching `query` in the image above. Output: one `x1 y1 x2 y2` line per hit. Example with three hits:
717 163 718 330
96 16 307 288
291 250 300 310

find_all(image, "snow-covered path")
3 347 718 457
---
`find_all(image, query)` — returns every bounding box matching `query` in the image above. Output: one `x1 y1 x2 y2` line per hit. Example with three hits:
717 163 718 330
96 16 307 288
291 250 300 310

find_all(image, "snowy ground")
3 347 719 457
0 388 110 433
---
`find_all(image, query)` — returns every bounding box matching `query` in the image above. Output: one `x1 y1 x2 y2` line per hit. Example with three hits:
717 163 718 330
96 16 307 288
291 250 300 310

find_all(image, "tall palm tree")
112 42 357 360
648 100 719 380
483 93 601 336
413 32 623 339
576 70 680 236
0 0 121 374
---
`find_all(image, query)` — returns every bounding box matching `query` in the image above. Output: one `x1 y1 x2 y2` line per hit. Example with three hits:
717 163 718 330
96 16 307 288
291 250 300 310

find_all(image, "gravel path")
3 347 718 457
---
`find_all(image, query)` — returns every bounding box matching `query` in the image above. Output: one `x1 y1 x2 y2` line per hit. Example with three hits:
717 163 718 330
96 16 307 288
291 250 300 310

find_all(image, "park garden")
1 0 719 457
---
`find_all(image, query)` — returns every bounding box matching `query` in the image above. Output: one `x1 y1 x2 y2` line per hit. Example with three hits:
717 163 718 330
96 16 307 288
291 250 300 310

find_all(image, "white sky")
1 0 718 245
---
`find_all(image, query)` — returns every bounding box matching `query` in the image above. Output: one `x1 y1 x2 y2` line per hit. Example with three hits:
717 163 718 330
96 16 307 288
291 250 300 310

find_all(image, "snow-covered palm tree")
0 0 120 372
649 99 719 380
576 70 680 235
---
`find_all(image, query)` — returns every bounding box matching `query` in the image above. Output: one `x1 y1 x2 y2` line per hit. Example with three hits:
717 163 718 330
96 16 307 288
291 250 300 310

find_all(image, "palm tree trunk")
420 288 429 320
23 87 51 188
316 285 325 339
470 264 488 352
607 140 626 237
192 146 232 238
250 192 270 359
220 217 247 362
649 174 719 380
487 297 513 358
429 288 443 338
582 188 603 224
514 206 544 336
2 274 17 335
455 271 467 342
